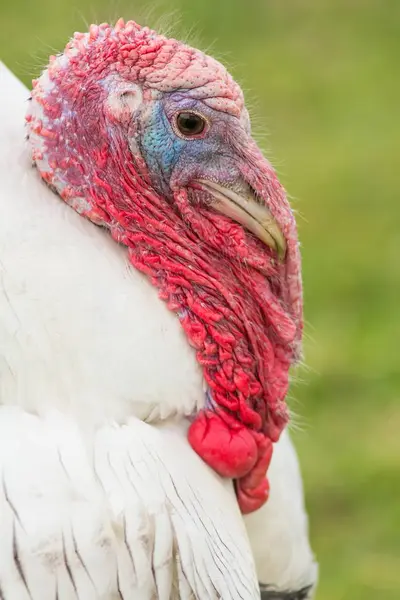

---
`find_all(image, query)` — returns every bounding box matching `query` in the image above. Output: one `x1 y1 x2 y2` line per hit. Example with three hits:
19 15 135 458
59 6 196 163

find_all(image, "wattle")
188 411 273 513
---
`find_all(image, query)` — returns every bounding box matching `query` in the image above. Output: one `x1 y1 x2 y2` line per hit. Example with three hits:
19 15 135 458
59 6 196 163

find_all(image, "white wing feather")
0 408 259 599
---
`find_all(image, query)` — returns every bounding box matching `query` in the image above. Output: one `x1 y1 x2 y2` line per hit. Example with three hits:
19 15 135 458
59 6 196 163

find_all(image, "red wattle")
237 436 273 512
188 410 258 478
189 411 274 513
236 477 270 514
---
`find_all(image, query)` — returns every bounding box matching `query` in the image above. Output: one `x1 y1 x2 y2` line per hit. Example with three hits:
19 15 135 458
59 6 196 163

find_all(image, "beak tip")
277 240 287 262
197 179 287 260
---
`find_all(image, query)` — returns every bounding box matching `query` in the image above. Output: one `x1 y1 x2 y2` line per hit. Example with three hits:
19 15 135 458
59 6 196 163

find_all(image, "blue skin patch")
140 101 185 194
139 95 241 197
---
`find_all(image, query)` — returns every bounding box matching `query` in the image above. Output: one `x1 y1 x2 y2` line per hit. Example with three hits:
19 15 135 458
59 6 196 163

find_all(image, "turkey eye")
176 112 206 137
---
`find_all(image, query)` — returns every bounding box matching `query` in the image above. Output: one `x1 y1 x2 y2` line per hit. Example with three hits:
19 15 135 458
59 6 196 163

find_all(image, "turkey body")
0 62 260 600
0 62 317 599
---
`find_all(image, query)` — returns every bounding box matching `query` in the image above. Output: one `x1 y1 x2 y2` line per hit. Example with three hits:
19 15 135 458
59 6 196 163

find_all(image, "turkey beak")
198 180 286 261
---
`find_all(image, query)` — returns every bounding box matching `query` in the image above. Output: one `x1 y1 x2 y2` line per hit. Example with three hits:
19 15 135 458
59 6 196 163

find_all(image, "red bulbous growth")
188 411 273 513
188 411 259 478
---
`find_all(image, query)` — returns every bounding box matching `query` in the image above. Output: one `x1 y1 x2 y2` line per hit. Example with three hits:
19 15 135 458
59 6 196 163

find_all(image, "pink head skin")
26 20 303 513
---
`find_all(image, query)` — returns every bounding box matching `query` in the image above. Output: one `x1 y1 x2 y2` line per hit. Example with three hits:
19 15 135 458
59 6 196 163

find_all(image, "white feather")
0 61 317 599
244 430 318 594
0 408 261 599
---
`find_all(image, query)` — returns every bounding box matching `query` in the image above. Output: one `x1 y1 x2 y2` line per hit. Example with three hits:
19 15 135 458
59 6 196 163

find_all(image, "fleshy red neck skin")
26 20 303 513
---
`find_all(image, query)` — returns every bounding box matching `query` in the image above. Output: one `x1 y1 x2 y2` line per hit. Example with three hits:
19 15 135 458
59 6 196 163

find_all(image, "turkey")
0 20 317 600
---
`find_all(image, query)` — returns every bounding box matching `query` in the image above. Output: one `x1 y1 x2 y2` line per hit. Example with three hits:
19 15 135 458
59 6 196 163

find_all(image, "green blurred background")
1 1 399 598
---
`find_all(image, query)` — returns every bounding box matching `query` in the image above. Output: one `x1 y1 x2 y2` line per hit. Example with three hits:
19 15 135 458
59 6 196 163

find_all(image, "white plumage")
0 62 317 599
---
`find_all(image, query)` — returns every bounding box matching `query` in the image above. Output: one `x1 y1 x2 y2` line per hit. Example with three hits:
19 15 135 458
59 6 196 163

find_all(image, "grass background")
1 1 399 598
